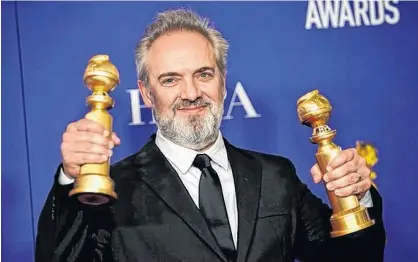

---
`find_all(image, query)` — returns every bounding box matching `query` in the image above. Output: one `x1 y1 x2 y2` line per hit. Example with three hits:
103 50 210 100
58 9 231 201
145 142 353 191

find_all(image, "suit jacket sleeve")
287 159 387 262
35 165 115 262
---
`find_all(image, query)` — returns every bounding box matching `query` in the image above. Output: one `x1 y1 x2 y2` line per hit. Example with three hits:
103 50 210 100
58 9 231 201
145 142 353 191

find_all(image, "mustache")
173 98 212 111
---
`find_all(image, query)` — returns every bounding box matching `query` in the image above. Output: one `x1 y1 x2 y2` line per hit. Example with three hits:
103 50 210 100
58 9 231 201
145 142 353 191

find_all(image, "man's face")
139 31 225 150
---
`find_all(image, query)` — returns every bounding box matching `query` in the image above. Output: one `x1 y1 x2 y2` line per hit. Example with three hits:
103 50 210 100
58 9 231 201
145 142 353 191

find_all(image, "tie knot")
193 154 212 171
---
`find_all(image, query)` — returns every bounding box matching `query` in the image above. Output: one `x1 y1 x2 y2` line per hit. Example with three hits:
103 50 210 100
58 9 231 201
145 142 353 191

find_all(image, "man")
35 9 386 262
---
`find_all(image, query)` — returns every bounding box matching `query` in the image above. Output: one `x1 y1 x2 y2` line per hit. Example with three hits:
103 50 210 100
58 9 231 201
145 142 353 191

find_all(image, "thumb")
310 163 323 184
111 132 121 146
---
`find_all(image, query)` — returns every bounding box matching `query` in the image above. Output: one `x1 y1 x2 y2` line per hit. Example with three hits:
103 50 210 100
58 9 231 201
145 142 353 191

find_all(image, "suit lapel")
133 135 227 262
225 140 262 262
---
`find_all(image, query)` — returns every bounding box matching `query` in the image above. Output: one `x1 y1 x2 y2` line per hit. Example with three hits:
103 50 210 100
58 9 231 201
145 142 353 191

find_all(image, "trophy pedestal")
69 174 117 205
330 205 375 238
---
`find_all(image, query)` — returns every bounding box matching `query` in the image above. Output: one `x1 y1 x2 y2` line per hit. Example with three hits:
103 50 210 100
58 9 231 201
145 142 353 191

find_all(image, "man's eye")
162 78 176 85
198 72 213 79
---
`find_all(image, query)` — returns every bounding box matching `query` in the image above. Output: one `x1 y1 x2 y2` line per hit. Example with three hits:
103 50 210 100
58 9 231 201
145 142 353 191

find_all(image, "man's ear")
138 80 153 108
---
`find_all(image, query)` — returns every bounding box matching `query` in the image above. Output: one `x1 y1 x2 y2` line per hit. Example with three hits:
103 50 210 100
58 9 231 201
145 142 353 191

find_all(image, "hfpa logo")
126 81 261 126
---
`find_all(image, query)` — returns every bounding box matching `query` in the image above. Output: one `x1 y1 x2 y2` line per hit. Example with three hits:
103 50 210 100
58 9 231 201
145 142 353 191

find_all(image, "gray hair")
134 9 229 88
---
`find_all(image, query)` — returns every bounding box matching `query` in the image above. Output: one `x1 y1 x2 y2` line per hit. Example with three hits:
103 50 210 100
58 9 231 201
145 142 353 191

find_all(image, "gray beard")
153 103 223 151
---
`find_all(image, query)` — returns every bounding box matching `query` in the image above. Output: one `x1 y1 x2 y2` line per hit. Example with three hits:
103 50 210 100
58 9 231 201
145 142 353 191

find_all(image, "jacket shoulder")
108 151 140 182
110 152 138 170
230 144 303 184
234 146 297 172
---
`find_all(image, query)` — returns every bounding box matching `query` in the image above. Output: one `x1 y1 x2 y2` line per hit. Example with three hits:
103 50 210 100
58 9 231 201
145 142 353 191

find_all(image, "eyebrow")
157 67 215 82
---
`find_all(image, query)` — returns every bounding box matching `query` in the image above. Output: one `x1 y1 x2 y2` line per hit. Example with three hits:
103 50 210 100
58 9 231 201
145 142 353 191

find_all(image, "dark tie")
193 154 236 261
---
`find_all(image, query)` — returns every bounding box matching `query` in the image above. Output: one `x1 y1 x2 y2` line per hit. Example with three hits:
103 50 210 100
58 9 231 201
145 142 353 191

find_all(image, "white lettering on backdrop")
126 81 261 126
305 0 400 30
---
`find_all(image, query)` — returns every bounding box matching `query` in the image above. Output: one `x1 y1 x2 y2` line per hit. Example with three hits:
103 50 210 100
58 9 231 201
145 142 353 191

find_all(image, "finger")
323 158 359 182
73 119 107 135
63 152 109 165
63 131 110 147
358 155 367 166
334 178 371 198
357 166 371 181
310 164 323 184
65 141 112 156
111 132 121 146
327 148 357 171
66 122 78 133
325 172 361 191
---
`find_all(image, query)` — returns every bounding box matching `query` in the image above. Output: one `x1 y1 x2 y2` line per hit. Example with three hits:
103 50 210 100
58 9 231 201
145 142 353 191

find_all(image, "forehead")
146 31 216 76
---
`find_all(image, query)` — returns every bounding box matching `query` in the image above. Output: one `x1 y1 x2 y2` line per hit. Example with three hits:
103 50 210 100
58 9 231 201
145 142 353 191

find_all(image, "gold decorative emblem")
355 141 379 188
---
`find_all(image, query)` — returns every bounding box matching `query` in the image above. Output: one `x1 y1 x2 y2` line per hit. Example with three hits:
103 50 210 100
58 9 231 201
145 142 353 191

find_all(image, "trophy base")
69 174 117 205
330 205 375 238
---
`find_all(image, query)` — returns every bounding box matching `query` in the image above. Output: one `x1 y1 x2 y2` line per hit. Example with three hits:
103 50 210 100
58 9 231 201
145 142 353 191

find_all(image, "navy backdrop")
2 1 418 261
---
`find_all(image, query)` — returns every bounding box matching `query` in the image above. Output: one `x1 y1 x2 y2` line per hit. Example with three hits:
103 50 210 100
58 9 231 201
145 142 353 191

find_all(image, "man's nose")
180 79 202 101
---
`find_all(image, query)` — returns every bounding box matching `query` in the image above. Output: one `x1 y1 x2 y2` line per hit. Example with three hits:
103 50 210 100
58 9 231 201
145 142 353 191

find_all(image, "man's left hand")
310 148 371 200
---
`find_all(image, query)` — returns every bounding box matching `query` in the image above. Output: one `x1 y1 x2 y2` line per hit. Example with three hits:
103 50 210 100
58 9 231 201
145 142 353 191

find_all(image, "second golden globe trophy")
69 54 119 205
296 89 375 237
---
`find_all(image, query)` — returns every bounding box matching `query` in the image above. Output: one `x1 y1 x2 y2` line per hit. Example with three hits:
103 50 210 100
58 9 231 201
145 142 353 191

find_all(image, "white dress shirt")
58 130 372 247
155 130 239 247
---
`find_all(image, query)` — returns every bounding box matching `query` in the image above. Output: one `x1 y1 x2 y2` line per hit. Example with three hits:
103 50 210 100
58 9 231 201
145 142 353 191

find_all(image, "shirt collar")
155 129 229 174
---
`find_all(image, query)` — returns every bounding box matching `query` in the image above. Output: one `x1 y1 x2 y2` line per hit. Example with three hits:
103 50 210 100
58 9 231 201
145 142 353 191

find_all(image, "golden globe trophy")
69 54 119 205
296 89 375 237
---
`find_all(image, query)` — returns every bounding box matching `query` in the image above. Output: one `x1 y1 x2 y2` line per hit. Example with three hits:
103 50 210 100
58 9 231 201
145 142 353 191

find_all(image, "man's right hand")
61 118 121 179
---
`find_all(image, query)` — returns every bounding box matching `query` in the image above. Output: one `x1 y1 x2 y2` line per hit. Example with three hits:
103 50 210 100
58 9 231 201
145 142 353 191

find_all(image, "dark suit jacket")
35 135 386 262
